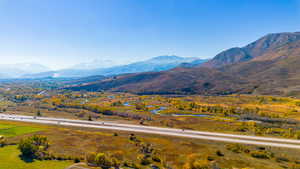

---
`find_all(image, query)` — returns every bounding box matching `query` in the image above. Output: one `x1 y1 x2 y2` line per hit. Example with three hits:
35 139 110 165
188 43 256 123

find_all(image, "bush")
111 157 121 168
86 152 116 169
88 115 92 121
216 150 224 157
183 154 214 169
226 144 244 153
111 101 123 106
95 153 112 167
18 139 37 158
250 151 271 159
135 102 148 111
207 156 214 161
18 135 49 159
85 152 97 165
0 136 6 147
152 156 161 162
124 160 141 169
74 157 81 163
185 159 212 169
275 156 289 163
140 156 151 165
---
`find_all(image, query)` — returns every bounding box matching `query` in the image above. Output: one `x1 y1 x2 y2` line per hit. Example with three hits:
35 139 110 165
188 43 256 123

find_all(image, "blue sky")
0 0 299 69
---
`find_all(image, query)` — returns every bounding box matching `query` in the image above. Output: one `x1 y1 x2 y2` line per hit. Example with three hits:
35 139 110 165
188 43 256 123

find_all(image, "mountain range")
23 55 205 78
0 63 51 78
68 32 300 97
70 59 121 70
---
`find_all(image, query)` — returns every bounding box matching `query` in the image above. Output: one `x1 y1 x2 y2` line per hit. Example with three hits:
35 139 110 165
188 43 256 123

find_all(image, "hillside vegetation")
68 32 300 97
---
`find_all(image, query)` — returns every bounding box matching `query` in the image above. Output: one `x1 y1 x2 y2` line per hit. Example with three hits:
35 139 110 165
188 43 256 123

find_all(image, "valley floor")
1 117 300 169
1 84 300 168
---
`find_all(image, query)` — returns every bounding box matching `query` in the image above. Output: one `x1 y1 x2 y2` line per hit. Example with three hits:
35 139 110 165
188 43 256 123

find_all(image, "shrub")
18 139 37 158
207 156 214 161
152 156 161 162
226 144 244 153
250 151 271 159
140 143 154 154
183 154 214 169
124 160 141 169
111 157 121 168
95 153 112 168
74 157 81 163
111 101 123 106
275 156 289 163
0 136 6 147
190 159 211 169
86 152 115 169
216 150 224 157
88 115 92 121
135 102 148 111
37 110 42 116
18 135 49 159
129 134 140 142
85 152 97 165
140 156 151 165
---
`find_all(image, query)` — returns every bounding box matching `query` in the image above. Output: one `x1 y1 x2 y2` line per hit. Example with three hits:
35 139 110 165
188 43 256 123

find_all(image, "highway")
1 113 300 149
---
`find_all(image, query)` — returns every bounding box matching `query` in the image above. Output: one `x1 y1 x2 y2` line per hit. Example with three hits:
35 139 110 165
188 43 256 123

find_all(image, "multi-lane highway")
1 113 300 149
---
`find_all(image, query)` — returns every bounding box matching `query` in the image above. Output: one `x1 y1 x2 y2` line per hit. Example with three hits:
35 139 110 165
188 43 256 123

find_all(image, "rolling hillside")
67 32 300 96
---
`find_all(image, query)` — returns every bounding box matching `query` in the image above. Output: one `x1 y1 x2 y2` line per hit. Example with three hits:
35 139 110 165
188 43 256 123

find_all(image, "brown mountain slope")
202 32 300 68
223 39 300 96
67 32 300 96
69 67 253 95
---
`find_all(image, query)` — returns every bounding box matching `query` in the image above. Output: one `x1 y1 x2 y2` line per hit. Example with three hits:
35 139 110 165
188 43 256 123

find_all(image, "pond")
123 102 131 106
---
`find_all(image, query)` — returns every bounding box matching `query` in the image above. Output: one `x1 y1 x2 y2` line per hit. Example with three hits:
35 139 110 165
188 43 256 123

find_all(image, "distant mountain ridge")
70 59 120 70
67 32 300 96
24 55 205 78
0 63 51 79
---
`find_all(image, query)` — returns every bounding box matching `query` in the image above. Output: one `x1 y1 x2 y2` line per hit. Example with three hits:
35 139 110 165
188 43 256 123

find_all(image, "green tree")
94 153 112 168
37 110 42 117
88 115 92 121
18 135 49 159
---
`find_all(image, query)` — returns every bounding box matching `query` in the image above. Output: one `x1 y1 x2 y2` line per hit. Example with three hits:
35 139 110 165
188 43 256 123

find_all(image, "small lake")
123 102 131 106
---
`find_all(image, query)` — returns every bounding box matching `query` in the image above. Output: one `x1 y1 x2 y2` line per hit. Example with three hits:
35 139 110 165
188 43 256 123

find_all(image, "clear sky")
0 0 299 70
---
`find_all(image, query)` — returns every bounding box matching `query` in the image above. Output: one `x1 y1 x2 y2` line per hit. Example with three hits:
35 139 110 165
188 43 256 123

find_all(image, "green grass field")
0 145 72 169
0 123 42 137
